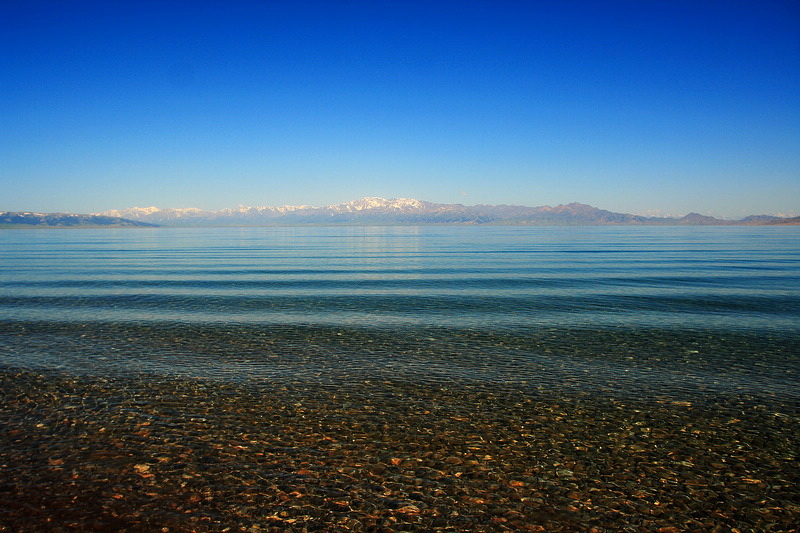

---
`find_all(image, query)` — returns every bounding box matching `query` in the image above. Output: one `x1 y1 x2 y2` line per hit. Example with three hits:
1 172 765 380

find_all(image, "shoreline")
2 368 798 532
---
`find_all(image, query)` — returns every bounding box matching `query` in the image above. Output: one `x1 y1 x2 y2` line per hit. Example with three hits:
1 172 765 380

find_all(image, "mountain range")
0 211 156 228
98 197 797 226
2 198 797 227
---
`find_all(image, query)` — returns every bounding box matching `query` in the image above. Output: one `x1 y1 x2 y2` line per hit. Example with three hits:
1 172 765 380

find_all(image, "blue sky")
2 0 798 218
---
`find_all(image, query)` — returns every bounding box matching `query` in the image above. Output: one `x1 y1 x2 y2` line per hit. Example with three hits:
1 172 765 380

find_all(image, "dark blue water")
1 225 799 408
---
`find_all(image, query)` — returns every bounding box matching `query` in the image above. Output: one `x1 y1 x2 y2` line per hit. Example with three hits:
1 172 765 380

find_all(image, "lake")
1 225 798 531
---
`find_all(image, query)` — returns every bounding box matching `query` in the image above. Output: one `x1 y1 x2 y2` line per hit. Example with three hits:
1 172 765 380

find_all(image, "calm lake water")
1 225 798 407
2 225 800 531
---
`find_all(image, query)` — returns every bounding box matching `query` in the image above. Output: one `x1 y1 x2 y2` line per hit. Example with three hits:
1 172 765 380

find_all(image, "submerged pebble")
1 367 798 532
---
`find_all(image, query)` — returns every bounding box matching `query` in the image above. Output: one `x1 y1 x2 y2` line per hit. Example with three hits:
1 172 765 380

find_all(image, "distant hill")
767 215 800 226
98 197 795 227
0 212 157 228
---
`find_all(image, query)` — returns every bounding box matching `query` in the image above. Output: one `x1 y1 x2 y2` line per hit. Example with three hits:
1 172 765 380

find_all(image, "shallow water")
1 225 799 531
1 226 798 404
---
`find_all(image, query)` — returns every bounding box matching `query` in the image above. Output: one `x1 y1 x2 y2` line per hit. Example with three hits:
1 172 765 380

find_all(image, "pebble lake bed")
1 226 798 531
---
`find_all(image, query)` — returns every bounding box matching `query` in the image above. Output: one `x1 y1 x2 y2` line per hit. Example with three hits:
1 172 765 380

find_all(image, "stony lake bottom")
1 225 798 532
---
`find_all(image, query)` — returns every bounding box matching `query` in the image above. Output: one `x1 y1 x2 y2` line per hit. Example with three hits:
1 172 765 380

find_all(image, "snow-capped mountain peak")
330 197 426 212
96 198 431 225
92 198 792 226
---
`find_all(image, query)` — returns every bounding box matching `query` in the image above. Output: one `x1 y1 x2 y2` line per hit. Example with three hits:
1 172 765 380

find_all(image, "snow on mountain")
329 197 426 212
93 198 793 226
218 204 315 216
97 197 430 224
102 206 210 220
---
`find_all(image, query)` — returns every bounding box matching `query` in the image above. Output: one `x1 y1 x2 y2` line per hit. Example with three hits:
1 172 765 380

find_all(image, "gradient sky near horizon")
2 1 799 218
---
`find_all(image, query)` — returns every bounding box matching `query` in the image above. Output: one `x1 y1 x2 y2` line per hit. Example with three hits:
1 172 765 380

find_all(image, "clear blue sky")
2 0 798 218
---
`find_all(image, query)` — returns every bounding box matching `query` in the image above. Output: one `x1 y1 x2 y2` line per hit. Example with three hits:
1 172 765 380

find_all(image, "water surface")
1 225 797 405
1 226 798 531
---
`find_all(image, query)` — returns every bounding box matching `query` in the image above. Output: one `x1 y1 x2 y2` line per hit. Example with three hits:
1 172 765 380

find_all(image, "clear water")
1 225 798 408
